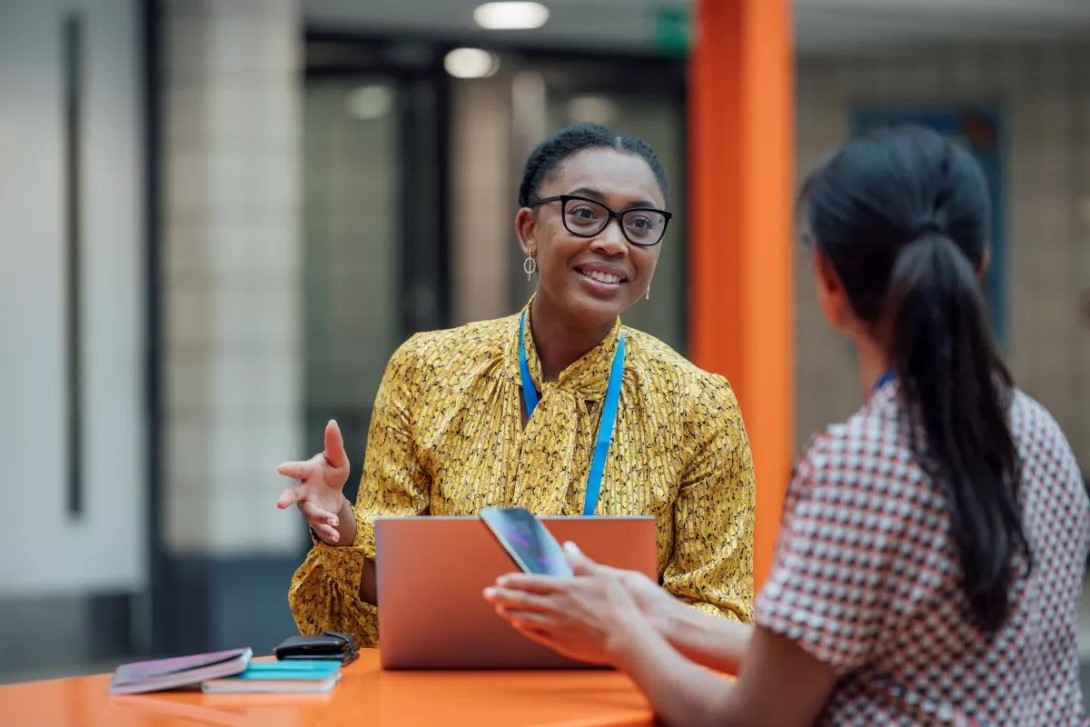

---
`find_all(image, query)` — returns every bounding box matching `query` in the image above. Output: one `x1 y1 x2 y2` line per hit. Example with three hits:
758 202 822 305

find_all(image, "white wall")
795 42 1090 471
0 0 145 596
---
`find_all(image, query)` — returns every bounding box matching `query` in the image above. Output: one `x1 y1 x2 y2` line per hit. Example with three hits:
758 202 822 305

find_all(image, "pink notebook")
108 647 253 695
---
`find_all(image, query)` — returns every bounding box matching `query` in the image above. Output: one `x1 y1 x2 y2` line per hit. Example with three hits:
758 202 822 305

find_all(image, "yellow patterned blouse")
288 305 756 647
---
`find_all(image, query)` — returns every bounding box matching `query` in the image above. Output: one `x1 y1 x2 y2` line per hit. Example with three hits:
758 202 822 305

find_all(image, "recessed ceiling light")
473 2 550 30
444 48 500 79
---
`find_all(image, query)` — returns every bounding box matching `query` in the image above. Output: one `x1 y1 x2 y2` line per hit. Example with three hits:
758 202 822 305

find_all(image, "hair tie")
914 220 944 238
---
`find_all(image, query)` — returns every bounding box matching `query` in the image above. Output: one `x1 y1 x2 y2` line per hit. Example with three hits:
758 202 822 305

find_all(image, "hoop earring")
523 254 537 281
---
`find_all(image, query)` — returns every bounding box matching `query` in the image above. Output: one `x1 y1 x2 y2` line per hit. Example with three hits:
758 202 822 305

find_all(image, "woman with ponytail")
487 127 1089 726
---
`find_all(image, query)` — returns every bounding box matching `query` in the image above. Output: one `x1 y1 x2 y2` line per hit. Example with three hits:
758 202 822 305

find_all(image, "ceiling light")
473 2 549 30
344 84 395 121
444 48 500 79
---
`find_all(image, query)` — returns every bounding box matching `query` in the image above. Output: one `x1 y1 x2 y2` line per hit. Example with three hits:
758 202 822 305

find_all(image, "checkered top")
756 384 1089 726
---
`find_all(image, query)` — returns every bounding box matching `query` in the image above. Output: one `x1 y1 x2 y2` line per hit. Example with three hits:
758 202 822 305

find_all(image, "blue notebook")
200 660 341 694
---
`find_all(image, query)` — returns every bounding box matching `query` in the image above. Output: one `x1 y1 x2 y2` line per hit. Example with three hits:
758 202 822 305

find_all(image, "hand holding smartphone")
479 507 573 576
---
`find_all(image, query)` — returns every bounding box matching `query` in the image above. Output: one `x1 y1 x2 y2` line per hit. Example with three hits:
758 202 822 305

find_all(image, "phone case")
480 506 573 576
273 631 359 665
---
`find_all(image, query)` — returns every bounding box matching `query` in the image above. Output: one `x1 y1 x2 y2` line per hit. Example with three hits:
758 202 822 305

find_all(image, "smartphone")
479 507 573 576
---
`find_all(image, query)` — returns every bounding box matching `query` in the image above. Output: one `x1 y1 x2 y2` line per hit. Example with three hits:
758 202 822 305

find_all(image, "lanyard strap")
518 312 540 417
518 310 626 516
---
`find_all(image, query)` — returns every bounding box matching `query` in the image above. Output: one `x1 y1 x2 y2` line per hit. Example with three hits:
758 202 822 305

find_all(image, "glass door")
303 37 450 506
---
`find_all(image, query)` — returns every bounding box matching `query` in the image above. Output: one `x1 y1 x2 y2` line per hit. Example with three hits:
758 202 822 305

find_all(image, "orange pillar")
688 0 794 589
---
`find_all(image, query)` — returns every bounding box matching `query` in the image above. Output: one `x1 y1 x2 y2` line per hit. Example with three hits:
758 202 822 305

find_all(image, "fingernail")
496 576 510 585
483 587 496 598
329 517 338 527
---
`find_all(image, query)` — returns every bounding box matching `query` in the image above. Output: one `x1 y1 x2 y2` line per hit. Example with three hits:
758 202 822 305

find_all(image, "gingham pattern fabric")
756 383 1089 726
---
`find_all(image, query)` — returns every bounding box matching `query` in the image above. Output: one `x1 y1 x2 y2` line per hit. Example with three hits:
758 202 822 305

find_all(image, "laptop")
375 516 657 670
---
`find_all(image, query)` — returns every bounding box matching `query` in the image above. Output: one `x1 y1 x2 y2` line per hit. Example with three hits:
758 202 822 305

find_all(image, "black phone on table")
479 507 574 576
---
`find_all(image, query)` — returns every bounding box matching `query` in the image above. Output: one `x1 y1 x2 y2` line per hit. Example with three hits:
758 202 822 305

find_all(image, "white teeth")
584 270 622 285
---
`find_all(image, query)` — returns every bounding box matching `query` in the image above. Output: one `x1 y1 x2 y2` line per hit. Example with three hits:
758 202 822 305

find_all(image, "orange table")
0 649 653 727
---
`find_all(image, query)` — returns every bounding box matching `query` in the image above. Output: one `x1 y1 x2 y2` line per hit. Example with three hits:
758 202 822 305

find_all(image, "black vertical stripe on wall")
62 12 84 517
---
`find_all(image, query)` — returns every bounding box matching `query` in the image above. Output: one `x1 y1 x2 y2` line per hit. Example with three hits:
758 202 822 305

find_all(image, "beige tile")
163 87 210 155
207 17 267 74
165 280 212 343
207 489 297 555
205 153 251 217
164 15 211 76
163 219 212 274
166 153 210 215
166 352 212 420
163 473 211 554
252 420 303 483
204 220 250 273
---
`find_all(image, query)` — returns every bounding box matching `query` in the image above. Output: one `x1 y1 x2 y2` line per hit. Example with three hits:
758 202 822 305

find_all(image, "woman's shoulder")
621 327 737 409
1009 388 1083 477
797 387 922 486
386 314 517 379
1010 388 1069 443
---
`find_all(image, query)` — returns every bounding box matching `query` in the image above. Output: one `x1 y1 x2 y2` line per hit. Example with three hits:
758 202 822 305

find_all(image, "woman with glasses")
485 127 1089 725
277 123 756 647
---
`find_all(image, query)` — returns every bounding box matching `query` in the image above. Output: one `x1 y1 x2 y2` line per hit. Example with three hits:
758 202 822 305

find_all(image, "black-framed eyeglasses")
529 194 672 247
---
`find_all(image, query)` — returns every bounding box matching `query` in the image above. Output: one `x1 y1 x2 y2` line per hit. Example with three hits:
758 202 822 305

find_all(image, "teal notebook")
200 660 341 694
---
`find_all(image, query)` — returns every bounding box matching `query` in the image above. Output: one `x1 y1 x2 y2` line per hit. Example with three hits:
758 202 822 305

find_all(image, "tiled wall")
795 42 1090 471
162 0 303 555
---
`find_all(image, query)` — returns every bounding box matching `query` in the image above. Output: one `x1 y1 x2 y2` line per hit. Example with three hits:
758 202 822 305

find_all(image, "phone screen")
480 507 573 576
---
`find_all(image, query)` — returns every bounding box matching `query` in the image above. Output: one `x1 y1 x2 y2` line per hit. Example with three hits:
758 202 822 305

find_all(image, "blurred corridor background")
1 0 1089 690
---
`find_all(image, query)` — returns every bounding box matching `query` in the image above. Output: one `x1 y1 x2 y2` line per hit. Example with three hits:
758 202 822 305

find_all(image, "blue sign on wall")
852 106 1008 347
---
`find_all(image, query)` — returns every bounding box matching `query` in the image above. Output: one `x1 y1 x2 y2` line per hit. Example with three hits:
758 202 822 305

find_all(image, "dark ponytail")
886 233 1022 631
802 127 1027 633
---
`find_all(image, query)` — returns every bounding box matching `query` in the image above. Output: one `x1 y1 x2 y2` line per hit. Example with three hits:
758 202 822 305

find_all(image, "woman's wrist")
608 614 668 671
646 593 689 645
333 493 354 545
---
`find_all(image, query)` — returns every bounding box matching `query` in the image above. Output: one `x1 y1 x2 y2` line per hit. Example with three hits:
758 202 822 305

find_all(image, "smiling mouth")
576 267 627 285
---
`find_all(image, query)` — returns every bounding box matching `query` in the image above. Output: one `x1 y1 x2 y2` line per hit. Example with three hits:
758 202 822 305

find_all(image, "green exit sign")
649 4 691 54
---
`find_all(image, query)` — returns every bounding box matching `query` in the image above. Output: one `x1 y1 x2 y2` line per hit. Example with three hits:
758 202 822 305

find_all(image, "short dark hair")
517 122 668 208
800 126 1027 633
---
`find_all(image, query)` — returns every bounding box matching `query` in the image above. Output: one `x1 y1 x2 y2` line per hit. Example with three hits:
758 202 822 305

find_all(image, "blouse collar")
504 297 623 403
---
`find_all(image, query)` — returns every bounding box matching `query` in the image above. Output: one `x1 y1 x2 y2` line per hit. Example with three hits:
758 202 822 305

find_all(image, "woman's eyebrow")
566 187 660 209
566 186 605 200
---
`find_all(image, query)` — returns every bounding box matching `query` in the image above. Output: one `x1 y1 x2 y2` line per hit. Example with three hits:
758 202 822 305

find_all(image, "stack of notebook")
107 649 341 695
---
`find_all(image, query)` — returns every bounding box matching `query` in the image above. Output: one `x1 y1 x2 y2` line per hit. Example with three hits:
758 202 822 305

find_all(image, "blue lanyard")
518 310 626 516
873 369 895 393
